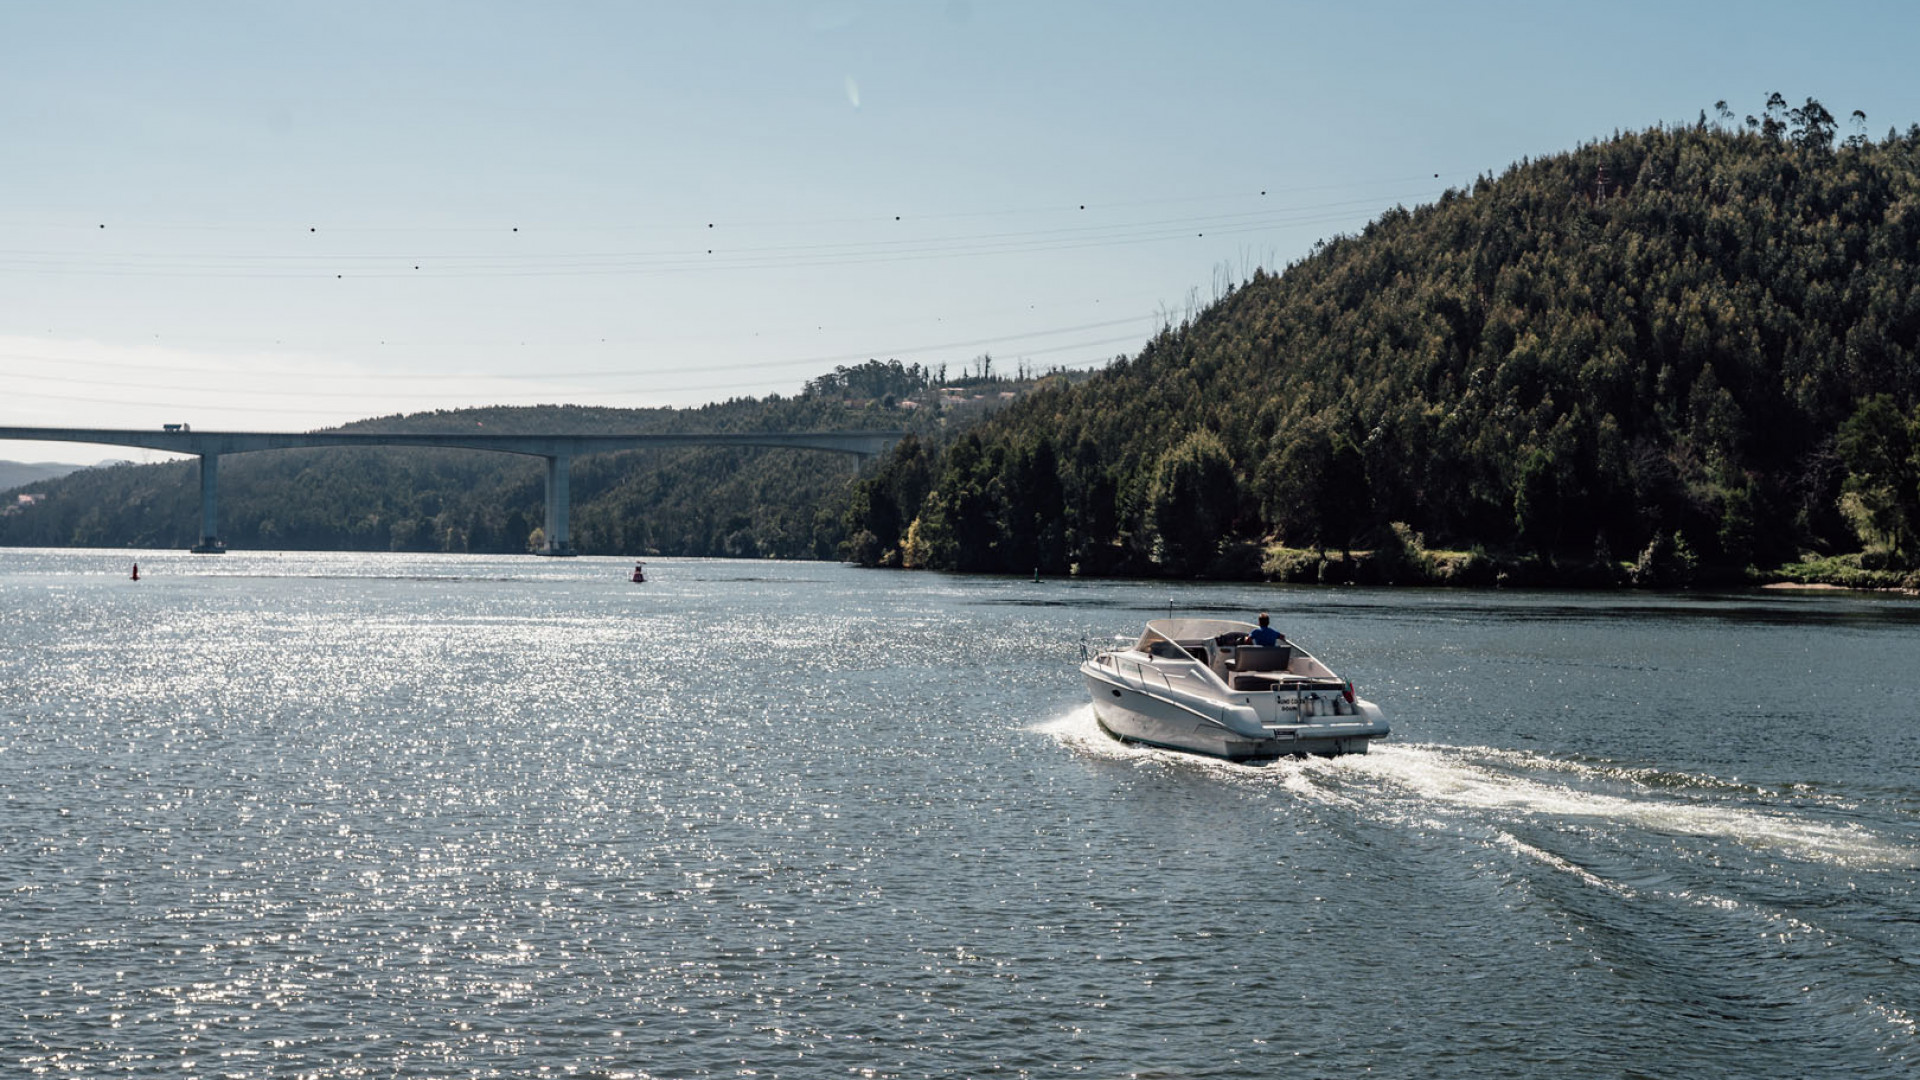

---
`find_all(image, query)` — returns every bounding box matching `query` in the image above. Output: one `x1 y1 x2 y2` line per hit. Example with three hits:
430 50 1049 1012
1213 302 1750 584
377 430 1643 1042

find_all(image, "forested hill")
845 107 1920 582
11 104 1919 581
0 366 1048 557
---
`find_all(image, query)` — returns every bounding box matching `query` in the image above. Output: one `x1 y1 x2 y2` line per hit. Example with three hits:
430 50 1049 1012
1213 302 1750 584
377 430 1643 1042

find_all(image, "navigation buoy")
130 562 139 581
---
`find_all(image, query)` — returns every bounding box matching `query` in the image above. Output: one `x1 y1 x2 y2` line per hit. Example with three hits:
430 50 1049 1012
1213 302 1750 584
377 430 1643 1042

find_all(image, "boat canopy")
1135 618 1256 652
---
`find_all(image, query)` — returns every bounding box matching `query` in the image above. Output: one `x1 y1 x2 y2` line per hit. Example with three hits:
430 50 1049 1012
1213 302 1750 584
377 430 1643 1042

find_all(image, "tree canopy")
845 100 1920 577
11 99 1918 582
0 362 1058 557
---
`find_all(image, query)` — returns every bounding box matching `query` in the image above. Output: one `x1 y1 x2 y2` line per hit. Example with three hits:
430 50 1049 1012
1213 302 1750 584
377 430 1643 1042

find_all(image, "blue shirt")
1249 625 1282 647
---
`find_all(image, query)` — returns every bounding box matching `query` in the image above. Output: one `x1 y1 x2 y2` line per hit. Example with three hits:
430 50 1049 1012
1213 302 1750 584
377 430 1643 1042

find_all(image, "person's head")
1258 612 1270 627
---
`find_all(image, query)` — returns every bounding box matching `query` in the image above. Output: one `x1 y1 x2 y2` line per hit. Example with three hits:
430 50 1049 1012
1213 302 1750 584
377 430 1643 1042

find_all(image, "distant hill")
0 461 85 492
844 104 1920 580
0 364 1062 556
17 102 1919 582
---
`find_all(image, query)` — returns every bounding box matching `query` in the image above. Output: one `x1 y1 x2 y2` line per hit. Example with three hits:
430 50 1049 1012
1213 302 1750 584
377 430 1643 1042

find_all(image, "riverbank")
1231 536 1920 594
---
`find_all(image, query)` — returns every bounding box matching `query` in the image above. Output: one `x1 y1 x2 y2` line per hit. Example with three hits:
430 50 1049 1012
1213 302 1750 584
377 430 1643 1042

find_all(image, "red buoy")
130 562 140 581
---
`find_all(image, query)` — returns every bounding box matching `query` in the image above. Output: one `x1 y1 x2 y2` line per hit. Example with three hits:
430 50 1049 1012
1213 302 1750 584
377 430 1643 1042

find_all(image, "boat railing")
1116 659 1173 694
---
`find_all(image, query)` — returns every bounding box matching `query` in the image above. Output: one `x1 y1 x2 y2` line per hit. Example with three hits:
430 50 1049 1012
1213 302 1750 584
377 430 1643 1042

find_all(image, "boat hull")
1082 665 1385 761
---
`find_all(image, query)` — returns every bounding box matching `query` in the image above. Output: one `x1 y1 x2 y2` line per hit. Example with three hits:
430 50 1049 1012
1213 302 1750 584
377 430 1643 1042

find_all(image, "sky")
3 0 1917 465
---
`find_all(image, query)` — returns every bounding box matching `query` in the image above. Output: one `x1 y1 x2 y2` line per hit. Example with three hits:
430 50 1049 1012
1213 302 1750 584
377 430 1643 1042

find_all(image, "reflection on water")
2 550 1916 1077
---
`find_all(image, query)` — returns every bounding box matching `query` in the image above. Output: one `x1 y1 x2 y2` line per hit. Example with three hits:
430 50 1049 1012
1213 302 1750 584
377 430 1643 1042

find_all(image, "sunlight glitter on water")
5 551 1918 1077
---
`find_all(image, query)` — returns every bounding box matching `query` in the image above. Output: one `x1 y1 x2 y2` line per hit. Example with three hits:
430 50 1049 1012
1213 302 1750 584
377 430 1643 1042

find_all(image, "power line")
0 190 1438 279
0 171 1460 237
0 332 1141 416
4 291 1144 354
0 313 1158 388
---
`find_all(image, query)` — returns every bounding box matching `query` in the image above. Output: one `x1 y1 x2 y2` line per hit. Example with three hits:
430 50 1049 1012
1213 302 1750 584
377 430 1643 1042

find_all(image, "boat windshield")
1134 618 1253 653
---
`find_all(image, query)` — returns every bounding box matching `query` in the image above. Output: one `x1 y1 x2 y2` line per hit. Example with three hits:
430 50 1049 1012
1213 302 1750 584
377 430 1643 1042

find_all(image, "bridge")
0 426 903 555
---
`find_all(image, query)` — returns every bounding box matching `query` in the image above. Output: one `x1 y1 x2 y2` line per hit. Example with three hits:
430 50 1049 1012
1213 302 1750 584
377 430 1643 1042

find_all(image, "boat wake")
1325 743 1917 870
1036 705 1918 871
1029 704 1138 762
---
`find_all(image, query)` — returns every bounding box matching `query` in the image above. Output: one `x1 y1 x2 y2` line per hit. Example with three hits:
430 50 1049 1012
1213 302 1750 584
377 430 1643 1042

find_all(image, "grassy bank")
1237 528 1918 594
1751 554 1919 592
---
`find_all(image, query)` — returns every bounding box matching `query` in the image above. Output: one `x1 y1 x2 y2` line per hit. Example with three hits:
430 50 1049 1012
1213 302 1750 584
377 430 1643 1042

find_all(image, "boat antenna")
1167 597 1175 620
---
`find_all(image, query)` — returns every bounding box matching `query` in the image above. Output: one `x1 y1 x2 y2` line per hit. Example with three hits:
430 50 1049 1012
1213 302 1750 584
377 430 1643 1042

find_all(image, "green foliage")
16 96 1920 586
1368 522 1435 583
1762 552 1918 590
1259 540 1629 589
1145 430 1236 575
2 401 902 558
845 100 1920 578
1256 417 1369 555
804 359 935 402
1632 531 1699 588
840 434 933 567
1835 394 1920 564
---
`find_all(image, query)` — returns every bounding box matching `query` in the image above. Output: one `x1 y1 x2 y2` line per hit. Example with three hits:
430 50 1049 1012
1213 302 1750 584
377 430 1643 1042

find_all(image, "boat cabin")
1132 618 1343 692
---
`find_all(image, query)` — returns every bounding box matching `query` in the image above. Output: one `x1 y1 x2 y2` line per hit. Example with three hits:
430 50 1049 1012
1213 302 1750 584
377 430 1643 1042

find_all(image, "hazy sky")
4 0 1916 465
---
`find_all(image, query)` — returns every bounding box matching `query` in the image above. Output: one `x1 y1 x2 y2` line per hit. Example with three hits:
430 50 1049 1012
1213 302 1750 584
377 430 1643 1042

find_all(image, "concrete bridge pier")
539 453 572 556
0 424 902 556
190 453 225 553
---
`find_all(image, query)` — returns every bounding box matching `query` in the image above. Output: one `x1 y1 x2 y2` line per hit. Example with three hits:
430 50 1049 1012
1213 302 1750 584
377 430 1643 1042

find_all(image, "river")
2 549 1916 1077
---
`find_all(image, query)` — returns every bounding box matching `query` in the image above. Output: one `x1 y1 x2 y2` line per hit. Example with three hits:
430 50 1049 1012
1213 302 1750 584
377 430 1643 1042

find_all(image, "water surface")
3 550 1916 1077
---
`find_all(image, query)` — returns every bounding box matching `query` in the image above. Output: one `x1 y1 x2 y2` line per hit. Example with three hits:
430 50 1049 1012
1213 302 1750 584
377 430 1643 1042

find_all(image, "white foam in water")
1492 829 1637 896
1030 704 1132 761
1337 744 1917 869
1036 712 1915 868
1032 704 1327 785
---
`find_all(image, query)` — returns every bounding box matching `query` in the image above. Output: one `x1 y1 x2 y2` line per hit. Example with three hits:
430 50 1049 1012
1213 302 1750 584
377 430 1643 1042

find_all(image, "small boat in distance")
1081 618 1388 761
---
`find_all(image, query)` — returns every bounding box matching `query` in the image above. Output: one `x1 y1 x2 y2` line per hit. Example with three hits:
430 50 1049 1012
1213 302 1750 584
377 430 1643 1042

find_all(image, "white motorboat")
1080 618 1388 760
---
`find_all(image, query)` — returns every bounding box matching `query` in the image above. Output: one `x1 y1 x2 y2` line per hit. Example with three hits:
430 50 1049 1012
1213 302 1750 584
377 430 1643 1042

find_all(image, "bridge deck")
0 426 904 555
0 426 902 458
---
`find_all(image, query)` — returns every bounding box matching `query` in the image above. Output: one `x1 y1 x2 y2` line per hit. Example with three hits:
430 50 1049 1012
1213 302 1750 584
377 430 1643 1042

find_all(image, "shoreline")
5 543 1916 597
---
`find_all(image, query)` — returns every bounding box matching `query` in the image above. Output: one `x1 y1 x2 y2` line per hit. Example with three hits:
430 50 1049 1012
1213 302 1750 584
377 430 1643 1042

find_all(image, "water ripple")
3 551 1917 1077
